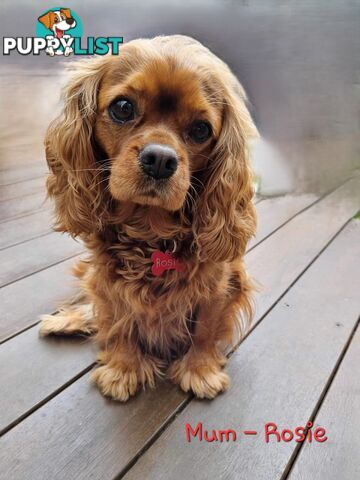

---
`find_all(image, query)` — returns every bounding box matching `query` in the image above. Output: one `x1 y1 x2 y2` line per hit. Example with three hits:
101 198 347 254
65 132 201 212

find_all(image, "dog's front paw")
45 47 55 56
169 352 229 399
91 355 164 402
91 365 139 402
64 46 73 56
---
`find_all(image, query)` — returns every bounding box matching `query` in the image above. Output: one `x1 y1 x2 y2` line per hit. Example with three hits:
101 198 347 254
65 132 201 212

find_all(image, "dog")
38 8 76 56
39 35 258 401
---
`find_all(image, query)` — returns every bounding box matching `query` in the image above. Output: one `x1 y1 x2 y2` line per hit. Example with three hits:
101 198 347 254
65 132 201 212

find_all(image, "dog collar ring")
163 239 177 254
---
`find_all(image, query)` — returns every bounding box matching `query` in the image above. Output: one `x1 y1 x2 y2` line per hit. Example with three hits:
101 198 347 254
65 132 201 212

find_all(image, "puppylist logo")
3 7 123 57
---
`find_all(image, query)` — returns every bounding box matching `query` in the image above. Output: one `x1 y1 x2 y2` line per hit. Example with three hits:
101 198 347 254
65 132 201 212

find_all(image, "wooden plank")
0 232 83 287
0 176 45 202
0 374 186 480
0 256 83 342
247 177 359 326
0 158 44 172
123 220 360 480
0 180 358 479
0 210 53 250
0 191 49 222
0 165 46 186
0 327 96 434
288 323 360 480
249 193 318 249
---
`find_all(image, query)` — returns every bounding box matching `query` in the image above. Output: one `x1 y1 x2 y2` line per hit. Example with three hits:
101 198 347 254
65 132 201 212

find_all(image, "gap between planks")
281 316 360 480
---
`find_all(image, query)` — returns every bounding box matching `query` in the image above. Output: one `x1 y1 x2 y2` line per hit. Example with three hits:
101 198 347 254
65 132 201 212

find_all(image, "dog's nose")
139 144 178 180
66 18 74 25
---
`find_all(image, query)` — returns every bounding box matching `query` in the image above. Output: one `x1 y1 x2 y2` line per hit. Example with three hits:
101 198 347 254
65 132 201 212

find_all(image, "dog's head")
46 36 258 261
38 8 76 38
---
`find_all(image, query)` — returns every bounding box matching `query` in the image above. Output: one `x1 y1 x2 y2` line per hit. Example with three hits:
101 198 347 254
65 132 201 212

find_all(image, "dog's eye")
108 98 135 124
188 121 212 143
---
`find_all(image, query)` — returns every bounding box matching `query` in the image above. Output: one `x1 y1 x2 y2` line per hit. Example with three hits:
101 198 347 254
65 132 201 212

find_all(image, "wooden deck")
0 161 359 479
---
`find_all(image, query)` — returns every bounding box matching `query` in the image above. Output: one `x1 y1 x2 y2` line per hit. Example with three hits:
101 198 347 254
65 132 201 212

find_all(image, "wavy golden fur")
40 35 258 401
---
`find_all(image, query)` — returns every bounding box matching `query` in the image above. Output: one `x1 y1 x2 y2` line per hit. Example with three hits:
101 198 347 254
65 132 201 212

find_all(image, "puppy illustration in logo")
38 8 76 56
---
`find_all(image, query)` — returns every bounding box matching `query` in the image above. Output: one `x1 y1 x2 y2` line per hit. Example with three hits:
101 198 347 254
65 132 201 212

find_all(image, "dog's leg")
39 258 95 336
168 299 232 399
90 303 165 401
169 267 253 399
39 303 97 336
91 343 164 402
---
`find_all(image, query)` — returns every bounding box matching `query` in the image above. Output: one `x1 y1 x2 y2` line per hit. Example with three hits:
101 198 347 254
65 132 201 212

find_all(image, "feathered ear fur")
45 56 111 236
193 71 258 263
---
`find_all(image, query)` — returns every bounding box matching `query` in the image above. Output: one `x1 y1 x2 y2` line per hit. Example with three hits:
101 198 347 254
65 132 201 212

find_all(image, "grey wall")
1 0 359 194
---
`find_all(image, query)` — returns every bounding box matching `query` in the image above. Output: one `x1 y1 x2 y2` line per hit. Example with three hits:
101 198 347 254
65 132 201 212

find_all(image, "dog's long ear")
45 57 112 237
60 8 72 19
192 68 258 263
38 11 54 30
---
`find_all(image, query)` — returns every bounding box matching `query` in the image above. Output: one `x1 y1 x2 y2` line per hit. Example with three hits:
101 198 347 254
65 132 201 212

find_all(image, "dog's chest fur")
87 230 230 359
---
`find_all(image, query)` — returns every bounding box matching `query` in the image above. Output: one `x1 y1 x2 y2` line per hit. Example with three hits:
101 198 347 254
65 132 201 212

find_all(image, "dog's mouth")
55 27 64 38
138 178 170 197
132 181 187 211
142 189 158 198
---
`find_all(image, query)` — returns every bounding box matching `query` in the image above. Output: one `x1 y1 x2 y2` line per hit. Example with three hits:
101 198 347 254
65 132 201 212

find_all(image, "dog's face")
46 36 257 260
38 9 76 38
95 54 222 211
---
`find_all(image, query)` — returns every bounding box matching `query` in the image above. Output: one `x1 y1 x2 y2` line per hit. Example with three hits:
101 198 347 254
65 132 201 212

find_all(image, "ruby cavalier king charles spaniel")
40 35 258 401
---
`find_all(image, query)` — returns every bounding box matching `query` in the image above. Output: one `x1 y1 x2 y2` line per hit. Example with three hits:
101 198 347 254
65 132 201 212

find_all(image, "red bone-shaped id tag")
151 250 184 277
